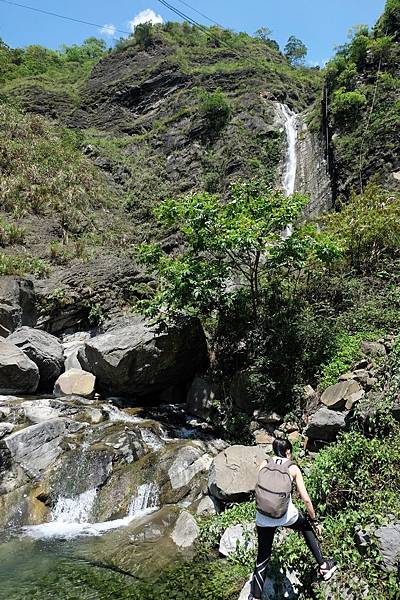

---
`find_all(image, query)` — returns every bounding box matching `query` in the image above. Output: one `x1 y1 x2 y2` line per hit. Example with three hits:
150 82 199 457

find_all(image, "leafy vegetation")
284 36 308 66
325 0 400 198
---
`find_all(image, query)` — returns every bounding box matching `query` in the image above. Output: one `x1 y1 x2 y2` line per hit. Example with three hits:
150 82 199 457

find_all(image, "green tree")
136 181 339 321
134 23 154 47
284 35 308 66
255 27 272 42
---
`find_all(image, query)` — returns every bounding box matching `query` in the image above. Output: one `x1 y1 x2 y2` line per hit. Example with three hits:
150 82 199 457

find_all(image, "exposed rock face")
376 524 400 572
186 376 218 420
53 369 96 398
7 327 64 388
361 341 387 357
78 316 208 398
208 445 266 501
295 115 332 218
321 380 362 410
196 495 218 516
0 340 39 394
219 523 255 557
304 407 347 441
238 568 302 600
0 277 36 334
171 510 200 549
4 418 82 477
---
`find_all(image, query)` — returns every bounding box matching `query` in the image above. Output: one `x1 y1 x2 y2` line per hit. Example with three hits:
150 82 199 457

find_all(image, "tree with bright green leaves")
284 35 308 66
136 181 341 322
255 27 273 42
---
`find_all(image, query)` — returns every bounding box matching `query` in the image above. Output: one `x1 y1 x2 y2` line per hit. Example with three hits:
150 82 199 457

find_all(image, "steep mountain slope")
324 0 400 199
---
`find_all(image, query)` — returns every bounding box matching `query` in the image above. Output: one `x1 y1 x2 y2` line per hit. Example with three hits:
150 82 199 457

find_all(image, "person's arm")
291 465 318 522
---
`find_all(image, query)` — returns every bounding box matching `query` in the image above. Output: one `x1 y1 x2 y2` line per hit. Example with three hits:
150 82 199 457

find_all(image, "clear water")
0 534 141 600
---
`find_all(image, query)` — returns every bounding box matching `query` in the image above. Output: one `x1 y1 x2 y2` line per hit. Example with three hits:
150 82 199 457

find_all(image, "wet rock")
78 316 208 399
54 368 96 398
4 418 83 477
171 510 200 549
8 327 64 388
304 407 347 442
219 523 255 557
186 376 218 420
208 445 266 501
321 380 361 410
376 524 400 572
361 341 386 357
0 340 39 394
0 422 15 439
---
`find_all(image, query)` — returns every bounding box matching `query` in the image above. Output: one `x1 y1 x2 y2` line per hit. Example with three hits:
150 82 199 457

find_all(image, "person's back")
248 439 337 600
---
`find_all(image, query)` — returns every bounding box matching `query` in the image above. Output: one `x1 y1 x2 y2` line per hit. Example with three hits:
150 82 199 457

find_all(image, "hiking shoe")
320 559 338 581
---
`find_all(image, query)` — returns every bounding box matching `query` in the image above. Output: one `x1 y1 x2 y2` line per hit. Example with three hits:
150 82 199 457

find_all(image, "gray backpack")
255 458 293 519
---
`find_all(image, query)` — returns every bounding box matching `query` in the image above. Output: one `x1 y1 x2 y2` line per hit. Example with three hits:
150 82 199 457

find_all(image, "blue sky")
0 0 386 64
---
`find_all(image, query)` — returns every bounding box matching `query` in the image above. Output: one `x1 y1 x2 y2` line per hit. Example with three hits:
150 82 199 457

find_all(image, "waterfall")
128 483 159 517
277 103 298 238
278 103 298 197
52 488 97 524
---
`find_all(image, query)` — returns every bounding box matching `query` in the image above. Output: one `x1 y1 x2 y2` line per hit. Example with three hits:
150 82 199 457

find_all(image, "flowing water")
277 102 298 238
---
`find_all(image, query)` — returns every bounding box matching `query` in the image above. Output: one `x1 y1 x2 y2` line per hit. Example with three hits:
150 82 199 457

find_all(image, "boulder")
230 371 254 413
4 418 82 477
208 445 266 501
186 376 219 420
345 389 365 411
238 567 302 600
304 407 347 442
0 422 15 439
321 380 361 410
0 277 36 334
376 524 400 572
253 410 283 426
78 316 208 398
54 369 96 398
62 331 91 371
196 495 218 517
219 523 255 557
253 429 275 447
361 341 386 357
7 327 64 388
0 340 39 394
171 510 200 549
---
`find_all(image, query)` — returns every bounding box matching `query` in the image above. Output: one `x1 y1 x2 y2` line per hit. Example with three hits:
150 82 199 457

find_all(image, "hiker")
249 439 337 600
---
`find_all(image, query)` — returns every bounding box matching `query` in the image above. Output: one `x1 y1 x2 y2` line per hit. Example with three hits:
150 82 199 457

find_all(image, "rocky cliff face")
295 115 333 217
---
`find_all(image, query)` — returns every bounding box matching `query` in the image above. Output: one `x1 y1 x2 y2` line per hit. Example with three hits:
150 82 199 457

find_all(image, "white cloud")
128 9 163 32
100 23 116 37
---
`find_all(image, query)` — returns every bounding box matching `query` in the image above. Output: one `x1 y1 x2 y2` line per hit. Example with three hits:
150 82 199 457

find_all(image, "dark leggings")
250 513 324 599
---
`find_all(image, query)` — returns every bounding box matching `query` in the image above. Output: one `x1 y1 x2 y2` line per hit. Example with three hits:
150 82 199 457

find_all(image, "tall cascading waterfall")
277 103 298 237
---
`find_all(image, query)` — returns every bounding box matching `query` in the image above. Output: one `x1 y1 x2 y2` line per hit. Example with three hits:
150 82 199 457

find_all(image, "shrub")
199 89 232 131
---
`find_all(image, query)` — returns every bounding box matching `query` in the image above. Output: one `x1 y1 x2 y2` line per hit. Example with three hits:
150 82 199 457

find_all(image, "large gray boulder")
0 340 39 394
376 524 400 572
304 407 347 442
78 316 208 398
208 445 266 501
219 523 255 557
171 510 200 549
321 380 361 411
4 418 82 477
7 327 64 388
0 277 36 334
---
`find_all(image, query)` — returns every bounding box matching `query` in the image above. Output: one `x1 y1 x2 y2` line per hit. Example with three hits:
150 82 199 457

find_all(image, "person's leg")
250 526 276 599
289 512 324 565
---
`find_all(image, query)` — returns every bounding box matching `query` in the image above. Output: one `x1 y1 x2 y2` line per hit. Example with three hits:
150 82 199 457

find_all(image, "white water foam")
129 483 159 517
103 404 144 424
22 484 159 540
